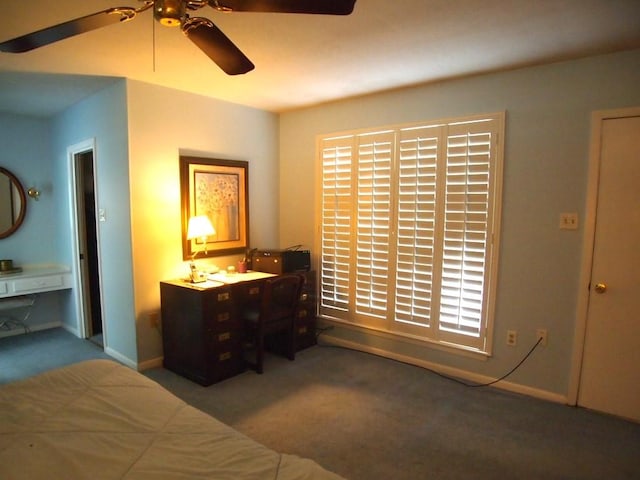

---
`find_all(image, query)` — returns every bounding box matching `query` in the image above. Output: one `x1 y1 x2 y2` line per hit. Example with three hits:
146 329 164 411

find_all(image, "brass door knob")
594 283 607 294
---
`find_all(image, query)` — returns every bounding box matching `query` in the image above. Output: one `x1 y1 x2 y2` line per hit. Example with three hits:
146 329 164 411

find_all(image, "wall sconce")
187 215 215 260
27 187 40 201
186 215 215 283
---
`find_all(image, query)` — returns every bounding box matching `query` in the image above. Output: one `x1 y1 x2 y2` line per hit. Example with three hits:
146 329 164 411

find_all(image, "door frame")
568 106 640 405
67 138 106 344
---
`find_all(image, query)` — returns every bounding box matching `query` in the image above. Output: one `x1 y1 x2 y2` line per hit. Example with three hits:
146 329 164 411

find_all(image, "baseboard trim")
137 356 163 371
321 334 568 405
61 323 79 337
103 346 137 370
61 324 160 373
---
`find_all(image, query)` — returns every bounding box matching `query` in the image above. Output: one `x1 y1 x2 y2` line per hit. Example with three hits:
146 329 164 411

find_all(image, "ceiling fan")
0 0 357 75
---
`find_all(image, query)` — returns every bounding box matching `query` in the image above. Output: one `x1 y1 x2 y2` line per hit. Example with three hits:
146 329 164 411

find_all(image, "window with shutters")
317 113 504 353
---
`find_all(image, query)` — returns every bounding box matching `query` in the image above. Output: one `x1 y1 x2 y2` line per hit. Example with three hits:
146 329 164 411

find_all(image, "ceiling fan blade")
208 0 356 15
183 18 254 75
0 7 139 53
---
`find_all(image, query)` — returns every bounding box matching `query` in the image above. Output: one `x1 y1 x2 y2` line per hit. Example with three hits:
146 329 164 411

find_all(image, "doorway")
571 108 640 422
69 141 104 348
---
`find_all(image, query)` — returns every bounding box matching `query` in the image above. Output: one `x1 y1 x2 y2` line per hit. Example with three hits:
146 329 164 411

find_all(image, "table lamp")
187 215 215 282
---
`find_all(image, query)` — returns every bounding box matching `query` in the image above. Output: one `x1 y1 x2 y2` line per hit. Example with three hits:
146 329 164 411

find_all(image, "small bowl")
0 259 14 272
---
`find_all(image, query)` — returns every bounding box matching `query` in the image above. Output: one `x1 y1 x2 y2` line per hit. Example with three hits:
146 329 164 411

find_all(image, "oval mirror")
0 167 27 239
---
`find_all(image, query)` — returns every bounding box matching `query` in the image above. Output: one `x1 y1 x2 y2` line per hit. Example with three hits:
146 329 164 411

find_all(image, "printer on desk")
251 249 311 274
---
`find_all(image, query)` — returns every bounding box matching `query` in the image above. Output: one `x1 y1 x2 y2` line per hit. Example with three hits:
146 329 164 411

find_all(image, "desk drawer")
207 311 242 331
207 348 245 383
295 316 317 350
14 275 64 293
0 282 6 295
297 305 316 321
204 286 234 307
208 329 243 349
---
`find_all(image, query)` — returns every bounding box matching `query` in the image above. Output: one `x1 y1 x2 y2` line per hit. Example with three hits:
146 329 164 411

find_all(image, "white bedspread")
0 359 344 480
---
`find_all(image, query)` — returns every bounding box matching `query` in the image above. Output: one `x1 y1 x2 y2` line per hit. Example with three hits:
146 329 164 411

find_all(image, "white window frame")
315 112 504 355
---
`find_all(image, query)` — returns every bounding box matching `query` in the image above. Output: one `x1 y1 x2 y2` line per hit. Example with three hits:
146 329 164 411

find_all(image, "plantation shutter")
394 126 441 331
317 113 503 353
355 132 394 318
438 121 495 346
320 136 353 313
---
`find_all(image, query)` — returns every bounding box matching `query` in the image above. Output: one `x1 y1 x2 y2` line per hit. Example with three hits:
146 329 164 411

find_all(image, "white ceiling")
1 0 639 117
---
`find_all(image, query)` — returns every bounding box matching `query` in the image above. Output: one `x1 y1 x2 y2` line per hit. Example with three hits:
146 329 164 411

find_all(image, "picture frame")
180 156 249 260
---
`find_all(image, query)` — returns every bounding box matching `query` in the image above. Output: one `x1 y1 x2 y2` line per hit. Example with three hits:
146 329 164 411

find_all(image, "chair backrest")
259 274 304 325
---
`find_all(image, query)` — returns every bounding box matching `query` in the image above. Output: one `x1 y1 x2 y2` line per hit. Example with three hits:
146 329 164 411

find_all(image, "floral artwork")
195 172 240 242
180 156 249 259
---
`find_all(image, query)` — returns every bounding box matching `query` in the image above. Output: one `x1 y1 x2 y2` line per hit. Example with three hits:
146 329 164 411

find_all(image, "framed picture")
180 156 249 259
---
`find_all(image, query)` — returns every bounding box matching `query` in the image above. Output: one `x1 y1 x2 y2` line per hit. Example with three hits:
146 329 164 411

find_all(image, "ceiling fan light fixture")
154 0 187 27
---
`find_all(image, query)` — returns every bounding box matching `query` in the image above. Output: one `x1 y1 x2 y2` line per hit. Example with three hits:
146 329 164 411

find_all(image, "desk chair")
242 274 304 374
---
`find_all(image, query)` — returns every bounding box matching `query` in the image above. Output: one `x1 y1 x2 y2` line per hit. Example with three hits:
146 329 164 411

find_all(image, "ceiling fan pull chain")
152 10 156 73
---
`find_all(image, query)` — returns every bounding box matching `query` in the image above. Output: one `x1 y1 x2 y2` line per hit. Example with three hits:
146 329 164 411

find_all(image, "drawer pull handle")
298 309 307 318
217 312 230 322
248 286 260 295
298 326 308 334
300 293 308 301
219 352 232 361
218 332 231 342
217 292 230 301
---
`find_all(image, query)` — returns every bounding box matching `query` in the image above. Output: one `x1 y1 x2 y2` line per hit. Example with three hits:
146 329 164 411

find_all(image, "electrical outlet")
559 213 578 230
506 330 517 346
148 311 161 329
536 328 548 346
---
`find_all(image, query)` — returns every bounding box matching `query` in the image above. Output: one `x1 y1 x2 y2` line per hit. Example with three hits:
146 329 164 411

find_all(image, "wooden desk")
160 270 317 386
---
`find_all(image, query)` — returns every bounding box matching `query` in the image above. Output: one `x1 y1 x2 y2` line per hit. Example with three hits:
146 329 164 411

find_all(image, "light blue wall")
279 49 640 398
0 113 69 331
50 80 137 364
0 113 55 263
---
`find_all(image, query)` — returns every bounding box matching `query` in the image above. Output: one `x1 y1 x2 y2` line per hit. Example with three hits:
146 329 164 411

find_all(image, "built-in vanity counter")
0 265 73 299
0 265 73 332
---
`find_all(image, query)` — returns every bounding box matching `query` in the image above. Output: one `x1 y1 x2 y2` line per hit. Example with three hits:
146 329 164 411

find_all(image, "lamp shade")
187 215 215 240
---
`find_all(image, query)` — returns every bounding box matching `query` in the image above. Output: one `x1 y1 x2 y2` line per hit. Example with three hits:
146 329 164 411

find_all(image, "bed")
0 359 345 480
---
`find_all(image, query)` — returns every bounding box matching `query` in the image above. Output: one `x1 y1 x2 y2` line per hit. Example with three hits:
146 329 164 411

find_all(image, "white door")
577 113 640 422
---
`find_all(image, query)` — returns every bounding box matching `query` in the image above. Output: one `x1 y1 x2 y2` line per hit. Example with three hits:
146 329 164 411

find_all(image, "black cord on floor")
315 326 543 389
